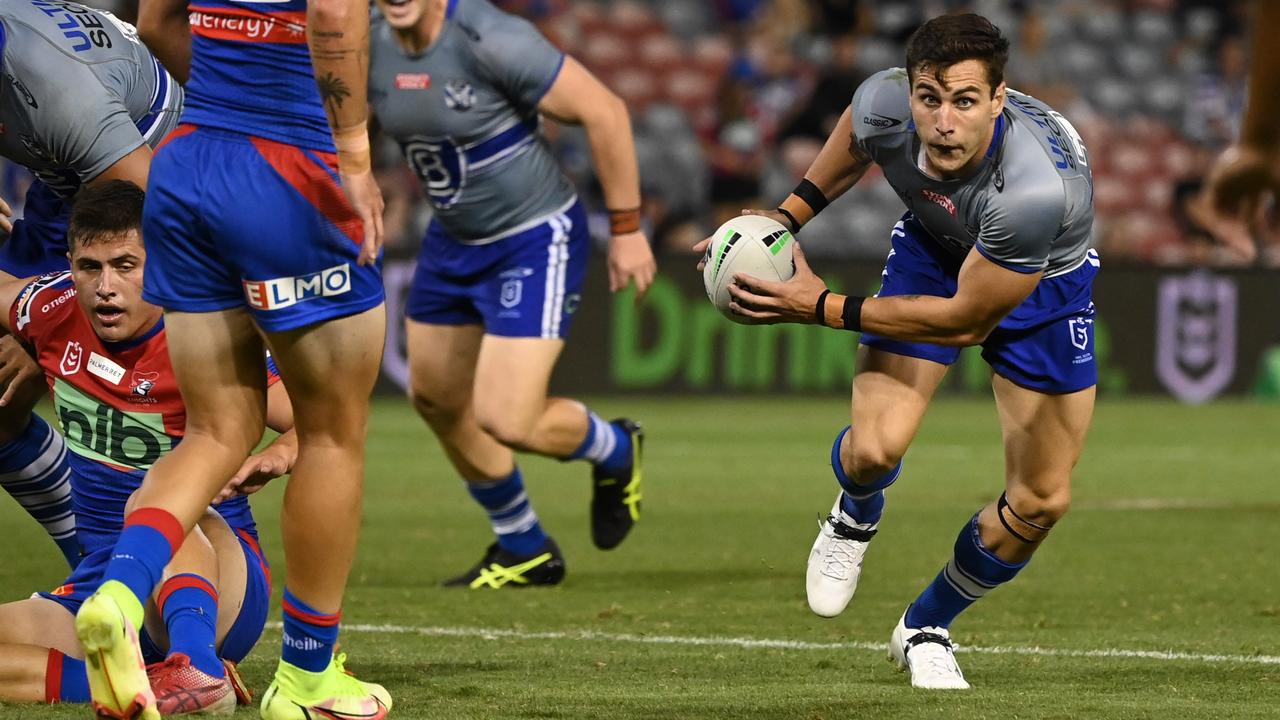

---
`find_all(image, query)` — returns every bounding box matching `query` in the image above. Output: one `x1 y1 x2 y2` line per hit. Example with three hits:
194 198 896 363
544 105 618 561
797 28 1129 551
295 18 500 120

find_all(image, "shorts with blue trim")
142 125 384 333
859 213 1099 394
406 199 589 339
39 527 270 664
0 180 71 278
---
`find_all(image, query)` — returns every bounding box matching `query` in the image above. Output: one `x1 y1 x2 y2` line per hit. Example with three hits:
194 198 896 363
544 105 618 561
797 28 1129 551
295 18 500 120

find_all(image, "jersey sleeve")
12 52 144 184
849 68 913 154
10 272 76 348
468 0 565 109
974 187 1066 273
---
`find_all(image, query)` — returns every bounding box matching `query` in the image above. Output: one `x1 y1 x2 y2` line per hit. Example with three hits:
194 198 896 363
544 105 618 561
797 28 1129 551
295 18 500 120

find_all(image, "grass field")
1 396 1278 719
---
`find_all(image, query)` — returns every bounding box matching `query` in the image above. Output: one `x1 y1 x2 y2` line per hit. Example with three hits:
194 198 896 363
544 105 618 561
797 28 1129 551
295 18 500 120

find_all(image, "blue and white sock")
0 415 78 568
905 513 1028 629
467 467 549 557
565 410 631 474
830 425 900 527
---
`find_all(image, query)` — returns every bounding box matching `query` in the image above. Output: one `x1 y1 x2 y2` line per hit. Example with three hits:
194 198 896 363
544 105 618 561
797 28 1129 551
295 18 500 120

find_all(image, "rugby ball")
702 215 796 321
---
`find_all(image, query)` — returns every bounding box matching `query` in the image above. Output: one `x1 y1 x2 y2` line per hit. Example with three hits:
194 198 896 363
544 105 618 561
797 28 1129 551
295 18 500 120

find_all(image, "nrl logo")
1155 272 1237 404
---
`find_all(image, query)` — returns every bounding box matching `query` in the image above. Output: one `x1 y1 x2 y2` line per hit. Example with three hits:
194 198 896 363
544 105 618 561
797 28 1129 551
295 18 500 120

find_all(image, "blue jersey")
183 0 332 150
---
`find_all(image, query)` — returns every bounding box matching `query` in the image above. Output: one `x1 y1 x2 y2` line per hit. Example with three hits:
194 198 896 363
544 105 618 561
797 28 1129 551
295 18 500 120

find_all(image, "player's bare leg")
0 598 81 703
259 304 391 719
808 347 949 618
890 375 1095 689
475 335 644 551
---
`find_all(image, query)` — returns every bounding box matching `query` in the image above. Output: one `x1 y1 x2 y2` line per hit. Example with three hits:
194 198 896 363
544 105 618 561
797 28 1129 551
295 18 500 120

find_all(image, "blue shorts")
39 528 270 664
406 200 589 339
0 180 71 278
142 125 384 333
859 213 1099 394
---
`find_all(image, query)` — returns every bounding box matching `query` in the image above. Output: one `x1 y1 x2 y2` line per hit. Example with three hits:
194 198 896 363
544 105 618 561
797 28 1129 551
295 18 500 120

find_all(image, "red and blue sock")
44 650 89 703
102 508 185 612
158 574 224 678
281 588 339 673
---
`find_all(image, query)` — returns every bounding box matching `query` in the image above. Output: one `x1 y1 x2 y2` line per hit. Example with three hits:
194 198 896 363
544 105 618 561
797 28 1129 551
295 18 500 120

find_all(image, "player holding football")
0 0 183 569
72 0 391 717
369 0 655 587
0 181 282 715
704 14 1098 689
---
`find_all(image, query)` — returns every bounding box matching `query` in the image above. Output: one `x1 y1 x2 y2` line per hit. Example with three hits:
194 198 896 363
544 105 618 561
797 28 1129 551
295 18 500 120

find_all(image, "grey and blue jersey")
368 0 574 243
0 0 183 198
851 68 1094 277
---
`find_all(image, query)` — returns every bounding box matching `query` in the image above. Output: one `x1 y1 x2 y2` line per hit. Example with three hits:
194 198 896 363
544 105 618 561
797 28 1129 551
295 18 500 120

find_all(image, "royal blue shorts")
142 125 384 333
406 200 589 339
859 213 1099 394
39 528 270 664
0 180 71 278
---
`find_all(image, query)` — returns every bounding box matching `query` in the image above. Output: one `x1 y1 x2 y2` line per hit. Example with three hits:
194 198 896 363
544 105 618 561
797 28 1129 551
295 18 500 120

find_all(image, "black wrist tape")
815 289 831 327
842 295 865 332
792 178 830 215
776 206 800 233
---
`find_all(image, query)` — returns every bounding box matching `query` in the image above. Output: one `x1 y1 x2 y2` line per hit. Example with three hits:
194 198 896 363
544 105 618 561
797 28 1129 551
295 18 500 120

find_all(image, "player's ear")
991 82 1006 117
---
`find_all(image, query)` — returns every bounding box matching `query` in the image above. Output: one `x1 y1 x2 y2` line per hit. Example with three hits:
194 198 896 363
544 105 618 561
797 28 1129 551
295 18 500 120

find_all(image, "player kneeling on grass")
0 181 294 716
697 14 1098 689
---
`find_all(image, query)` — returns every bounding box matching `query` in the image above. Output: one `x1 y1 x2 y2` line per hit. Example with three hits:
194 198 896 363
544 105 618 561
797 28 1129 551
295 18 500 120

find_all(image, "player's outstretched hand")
609 230 657 301
1197 143 1280 262
695 208 795 271
0 194 12 234
341 168 385 266
727 243 828 325
0 335 40 407
215 431 298 504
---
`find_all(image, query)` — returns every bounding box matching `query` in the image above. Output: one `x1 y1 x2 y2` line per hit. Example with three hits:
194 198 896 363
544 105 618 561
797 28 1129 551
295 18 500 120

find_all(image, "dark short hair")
68 180 145 249
905 13 1010 95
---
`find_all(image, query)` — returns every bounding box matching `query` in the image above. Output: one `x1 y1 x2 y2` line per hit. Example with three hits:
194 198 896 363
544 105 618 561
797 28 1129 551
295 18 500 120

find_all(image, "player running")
370 0 655 588
0 181 281 715
705 14 1097 689
0 0 183 569
72 0 390 717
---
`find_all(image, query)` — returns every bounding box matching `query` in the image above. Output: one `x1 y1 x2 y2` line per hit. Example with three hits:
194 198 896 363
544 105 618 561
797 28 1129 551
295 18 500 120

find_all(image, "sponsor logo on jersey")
444 80 475 111
396 73 432 90
60 341 84 376
53 379 173 470
5 74 37 108
188 6 306 44
863 113 901 129
921 189 956 216
30 0 120 52
87 352 126 385
243 264 352 311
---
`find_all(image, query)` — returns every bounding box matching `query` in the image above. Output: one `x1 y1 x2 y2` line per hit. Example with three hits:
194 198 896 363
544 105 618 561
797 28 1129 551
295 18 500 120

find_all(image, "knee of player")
408 386 468 426
475 412 536 451
841 436 903 484
1006 483 1072 526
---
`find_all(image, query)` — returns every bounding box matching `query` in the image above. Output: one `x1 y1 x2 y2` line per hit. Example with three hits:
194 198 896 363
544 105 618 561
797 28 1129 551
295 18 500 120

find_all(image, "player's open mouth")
383 0 412 7
930 144 961 155
95 306 124 324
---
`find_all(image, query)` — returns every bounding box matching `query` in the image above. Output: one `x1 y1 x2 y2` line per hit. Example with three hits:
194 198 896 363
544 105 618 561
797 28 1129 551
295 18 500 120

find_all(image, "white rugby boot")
805 493 878 617
888 609 971 690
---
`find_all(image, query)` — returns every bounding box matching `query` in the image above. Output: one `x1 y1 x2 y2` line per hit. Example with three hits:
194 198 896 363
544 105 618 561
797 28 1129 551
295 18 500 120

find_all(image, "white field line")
265 622 1280 666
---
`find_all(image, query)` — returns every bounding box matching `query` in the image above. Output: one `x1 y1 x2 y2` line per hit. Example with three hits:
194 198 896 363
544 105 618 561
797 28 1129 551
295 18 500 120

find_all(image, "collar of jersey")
0 20 7 65
102 316 164 353
447 0 458 18
985 113 1006 159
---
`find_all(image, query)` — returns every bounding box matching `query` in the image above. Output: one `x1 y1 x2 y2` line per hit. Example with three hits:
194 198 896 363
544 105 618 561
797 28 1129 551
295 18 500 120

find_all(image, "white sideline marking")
266 622 1280 666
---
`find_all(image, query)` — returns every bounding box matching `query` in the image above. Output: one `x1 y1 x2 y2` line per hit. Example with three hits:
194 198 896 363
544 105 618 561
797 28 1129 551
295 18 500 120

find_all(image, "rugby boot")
147 653 235 716
260 654 391 720
222 659 253 706
806 493 878 617
888 608 971 690
76 582 160 720
590 418 644 550
443 537 566 589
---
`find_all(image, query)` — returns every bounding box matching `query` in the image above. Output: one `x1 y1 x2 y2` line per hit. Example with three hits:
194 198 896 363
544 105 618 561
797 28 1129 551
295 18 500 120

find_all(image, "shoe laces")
148 653 220 692
909 632 963 679
469 552 553 589
816 516 868 580
326 653 374 697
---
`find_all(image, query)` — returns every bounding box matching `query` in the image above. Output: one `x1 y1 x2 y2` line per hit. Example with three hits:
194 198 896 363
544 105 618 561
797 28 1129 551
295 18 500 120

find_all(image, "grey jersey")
0 0 183 198
851 68 1094 276
369 0 574 243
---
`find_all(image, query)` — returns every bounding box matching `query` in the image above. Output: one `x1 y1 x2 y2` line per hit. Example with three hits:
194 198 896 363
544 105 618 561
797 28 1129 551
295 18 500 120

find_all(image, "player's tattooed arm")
315 72 353 115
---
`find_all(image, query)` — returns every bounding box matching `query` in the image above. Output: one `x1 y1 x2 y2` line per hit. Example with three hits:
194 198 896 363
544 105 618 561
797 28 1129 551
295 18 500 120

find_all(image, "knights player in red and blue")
78 0 391 717
0 182 291 715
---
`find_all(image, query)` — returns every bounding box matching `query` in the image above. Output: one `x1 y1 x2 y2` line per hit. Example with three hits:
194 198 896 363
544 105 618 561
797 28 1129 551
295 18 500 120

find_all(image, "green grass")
2 396 1279 719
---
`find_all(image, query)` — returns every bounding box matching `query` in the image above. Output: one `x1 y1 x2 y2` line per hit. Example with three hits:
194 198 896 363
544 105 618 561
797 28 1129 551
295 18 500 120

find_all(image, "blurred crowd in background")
5 0 1268 267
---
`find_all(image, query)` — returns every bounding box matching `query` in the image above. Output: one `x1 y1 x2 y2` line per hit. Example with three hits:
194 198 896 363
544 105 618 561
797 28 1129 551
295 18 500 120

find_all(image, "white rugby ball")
702 215 796 321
